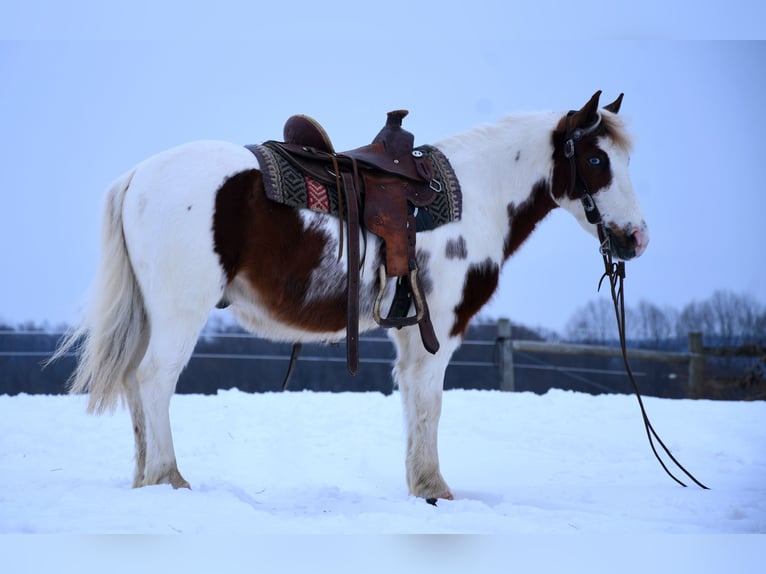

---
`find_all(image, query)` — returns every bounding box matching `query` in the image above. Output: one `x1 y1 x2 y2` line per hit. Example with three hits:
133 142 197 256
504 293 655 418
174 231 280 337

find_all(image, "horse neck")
435 112 560 261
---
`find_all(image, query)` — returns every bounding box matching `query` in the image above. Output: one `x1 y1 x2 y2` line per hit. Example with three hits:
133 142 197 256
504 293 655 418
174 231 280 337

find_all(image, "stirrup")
372 264 425 328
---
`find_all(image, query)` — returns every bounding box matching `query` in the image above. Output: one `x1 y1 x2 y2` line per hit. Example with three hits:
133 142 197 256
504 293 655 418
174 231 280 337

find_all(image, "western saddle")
259 110 443 375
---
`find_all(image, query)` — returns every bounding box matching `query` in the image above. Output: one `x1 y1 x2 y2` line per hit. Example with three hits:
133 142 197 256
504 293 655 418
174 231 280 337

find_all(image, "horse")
54 91 648 502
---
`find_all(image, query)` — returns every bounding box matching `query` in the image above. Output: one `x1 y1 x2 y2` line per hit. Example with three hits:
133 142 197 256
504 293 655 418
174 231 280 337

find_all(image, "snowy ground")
1 388 764 570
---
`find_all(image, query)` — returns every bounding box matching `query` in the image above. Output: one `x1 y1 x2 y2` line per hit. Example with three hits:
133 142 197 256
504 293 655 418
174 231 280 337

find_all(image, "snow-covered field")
1 388 764 569
2 388 764 534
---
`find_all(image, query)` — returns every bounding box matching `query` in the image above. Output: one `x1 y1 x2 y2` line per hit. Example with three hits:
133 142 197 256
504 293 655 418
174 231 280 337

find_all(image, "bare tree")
677 299 714 340
628 300 676 345
563 290 763 346
757 311 766 342
565 299 617 343
677 290 764 345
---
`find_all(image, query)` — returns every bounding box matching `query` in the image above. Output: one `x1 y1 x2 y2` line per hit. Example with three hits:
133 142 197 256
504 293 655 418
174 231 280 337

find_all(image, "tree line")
1 290 762 400
563 289 765 347
3 289 762 346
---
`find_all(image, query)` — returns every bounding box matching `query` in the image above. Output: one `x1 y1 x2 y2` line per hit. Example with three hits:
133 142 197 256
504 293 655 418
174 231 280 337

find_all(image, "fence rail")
511 339 689 363
0 325 737 396
495 319 701 392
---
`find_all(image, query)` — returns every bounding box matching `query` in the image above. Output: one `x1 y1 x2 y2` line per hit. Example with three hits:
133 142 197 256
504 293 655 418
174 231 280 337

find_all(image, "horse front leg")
391 327 460 502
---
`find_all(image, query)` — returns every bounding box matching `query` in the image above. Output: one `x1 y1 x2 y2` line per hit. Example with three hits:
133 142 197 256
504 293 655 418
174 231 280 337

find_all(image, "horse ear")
571 90 602 128
604 93 624 114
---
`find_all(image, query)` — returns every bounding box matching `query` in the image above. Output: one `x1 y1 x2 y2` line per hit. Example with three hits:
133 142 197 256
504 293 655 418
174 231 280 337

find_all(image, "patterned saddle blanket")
248 142 462 232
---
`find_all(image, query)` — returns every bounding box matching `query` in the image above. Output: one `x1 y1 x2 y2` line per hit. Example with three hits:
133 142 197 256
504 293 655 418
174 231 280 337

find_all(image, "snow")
1 388 765 572
1 388 764 537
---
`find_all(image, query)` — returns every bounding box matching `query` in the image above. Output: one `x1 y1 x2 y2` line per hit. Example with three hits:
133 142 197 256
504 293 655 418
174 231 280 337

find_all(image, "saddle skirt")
249 142 462 231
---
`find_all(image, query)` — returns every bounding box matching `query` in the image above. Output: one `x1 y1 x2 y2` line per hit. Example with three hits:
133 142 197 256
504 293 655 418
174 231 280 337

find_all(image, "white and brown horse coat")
57 91 647 501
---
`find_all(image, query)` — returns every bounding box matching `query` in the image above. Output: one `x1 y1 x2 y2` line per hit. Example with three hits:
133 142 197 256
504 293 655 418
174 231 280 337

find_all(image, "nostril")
630 226 649 255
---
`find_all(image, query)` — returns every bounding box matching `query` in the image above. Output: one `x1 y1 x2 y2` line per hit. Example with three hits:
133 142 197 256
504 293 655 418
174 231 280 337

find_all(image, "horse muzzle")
605 223 649 260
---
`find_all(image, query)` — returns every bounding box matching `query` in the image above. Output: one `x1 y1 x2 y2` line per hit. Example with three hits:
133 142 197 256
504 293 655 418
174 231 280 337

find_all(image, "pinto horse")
55 91 648 501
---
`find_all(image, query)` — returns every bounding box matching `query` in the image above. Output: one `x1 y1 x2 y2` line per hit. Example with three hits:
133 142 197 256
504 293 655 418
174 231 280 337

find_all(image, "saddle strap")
415 286 440 355
373 215 440 355
399 218 439 354
341 170 361 375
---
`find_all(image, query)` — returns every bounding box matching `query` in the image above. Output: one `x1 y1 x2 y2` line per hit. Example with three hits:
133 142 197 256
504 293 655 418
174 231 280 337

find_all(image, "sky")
1 2 764 334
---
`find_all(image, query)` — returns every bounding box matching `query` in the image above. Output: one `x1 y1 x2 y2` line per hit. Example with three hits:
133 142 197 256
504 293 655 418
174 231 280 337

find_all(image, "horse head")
552 91 649 261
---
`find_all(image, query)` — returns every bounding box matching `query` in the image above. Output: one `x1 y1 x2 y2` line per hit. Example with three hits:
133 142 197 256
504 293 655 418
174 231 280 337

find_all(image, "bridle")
563 110 709 490
562 110 615 284
563 110 611 254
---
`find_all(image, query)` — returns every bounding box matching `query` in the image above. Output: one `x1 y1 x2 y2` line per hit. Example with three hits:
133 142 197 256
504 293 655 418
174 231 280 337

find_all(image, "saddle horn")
372 110 414 162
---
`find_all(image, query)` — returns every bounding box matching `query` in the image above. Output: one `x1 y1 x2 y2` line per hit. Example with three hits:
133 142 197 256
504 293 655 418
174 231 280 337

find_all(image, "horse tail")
50 169 148 413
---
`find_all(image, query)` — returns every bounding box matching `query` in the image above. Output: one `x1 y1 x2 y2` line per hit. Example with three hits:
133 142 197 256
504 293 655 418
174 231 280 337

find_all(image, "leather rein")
564 112 709 489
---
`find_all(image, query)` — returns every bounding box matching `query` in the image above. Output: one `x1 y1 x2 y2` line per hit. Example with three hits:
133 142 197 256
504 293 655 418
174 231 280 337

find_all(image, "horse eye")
588 157 602 166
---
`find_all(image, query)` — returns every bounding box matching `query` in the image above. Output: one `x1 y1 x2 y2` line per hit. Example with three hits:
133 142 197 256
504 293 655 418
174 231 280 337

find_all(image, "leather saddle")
264 110 442 374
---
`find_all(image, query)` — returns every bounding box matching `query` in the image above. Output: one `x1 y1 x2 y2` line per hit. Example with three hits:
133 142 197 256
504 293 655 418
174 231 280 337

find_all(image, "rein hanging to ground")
596 231 709 490
562 108 708 489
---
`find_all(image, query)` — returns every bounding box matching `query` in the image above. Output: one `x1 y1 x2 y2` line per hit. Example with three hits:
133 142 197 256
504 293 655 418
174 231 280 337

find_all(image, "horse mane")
601 112 633 153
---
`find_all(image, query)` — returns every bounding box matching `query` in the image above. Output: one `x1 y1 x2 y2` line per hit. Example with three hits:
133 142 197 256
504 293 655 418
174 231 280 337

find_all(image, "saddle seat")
283 113 335 154
282 110 438 200
262 110 443 375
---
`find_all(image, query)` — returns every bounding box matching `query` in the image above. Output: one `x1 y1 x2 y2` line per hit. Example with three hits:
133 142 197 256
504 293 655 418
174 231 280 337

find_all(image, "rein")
564 111 709 490
597 238 709 489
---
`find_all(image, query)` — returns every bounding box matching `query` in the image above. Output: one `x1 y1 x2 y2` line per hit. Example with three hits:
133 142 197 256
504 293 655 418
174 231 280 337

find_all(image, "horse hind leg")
122 370 148 487
129 309 209 489
125 266 217 488
124 240 223 487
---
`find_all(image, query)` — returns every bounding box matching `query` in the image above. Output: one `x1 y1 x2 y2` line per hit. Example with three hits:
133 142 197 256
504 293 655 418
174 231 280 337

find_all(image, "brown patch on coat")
449 258 499 338
503 180 558 260
445 236 468 260
213 169 347 333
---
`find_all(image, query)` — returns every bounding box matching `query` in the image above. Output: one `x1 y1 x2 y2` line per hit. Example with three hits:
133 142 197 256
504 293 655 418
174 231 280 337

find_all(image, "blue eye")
588 157 602 166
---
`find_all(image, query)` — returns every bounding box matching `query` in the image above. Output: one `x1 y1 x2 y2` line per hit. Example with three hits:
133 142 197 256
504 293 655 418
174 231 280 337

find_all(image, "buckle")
599 237 611 257
564 138 575 159
581 193 601 224
581 193 596 213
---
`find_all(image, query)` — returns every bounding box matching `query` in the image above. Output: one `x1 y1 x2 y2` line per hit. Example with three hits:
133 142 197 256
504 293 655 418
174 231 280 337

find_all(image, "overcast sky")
1 2 764 333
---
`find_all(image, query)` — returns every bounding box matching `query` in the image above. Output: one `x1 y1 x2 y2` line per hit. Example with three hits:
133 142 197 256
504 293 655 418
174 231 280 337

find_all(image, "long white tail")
50 170 149 413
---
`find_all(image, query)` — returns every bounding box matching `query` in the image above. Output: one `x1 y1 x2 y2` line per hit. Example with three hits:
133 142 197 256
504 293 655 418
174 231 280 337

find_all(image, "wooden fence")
495 318 703 393
0 323 757 396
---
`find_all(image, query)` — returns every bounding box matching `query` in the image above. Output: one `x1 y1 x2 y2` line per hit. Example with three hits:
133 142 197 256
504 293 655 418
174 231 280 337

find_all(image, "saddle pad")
248 143 462 229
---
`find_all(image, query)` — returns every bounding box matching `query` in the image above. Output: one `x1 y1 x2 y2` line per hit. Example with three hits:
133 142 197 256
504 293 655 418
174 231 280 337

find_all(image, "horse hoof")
425 491 453 506
171 477 191 490
134 466 190 489
169 469 191 490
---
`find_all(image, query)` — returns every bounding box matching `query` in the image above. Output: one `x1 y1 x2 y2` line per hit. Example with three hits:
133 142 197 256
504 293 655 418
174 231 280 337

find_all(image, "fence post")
688 331 704 395
497 318 515 392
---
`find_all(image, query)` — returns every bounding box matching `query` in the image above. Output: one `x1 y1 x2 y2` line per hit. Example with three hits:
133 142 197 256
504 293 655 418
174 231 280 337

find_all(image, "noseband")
563 110 605 230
